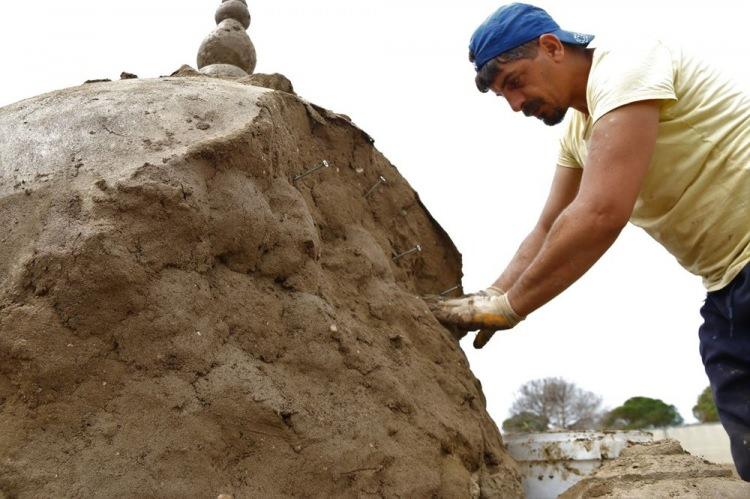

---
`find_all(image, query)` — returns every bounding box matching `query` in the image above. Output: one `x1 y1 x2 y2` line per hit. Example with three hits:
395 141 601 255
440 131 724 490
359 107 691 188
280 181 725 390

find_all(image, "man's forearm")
507 202 625 316
492 225 549 291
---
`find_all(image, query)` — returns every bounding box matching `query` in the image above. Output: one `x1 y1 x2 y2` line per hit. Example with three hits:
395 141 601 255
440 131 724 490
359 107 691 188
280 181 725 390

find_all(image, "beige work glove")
430 286 524 349
474 286 507 348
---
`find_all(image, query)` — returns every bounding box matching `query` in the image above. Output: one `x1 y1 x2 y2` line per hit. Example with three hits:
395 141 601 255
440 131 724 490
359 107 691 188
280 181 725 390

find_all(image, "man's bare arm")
493 165 582 291
508 100 661 316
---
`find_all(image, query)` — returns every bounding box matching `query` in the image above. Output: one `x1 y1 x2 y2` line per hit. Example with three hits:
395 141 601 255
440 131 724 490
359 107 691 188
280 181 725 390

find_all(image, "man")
432 2 750 480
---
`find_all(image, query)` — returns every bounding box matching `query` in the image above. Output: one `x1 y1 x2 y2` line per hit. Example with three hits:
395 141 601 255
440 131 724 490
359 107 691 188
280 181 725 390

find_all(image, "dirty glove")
474 286 506 349
430 287 524 349
476 285 505 298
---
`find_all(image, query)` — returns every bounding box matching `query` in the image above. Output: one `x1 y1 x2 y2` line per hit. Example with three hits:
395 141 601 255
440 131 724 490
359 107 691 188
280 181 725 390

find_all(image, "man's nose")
504 91 525 113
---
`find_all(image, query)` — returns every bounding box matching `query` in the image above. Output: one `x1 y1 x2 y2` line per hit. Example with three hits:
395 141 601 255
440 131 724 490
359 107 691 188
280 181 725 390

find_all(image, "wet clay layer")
0 76 522 498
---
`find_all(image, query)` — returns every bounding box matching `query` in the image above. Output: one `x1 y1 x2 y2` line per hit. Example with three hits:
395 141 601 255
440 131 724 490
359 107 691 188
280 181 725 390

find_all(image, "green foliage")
502 411 549 434
693 386 719 423
603 396 683 430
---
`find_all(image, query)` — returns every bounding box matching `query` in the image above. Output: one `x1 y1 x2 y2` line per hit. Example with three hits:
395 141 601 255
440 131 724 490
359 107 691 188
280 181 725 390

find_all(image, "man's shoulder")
590 35 677 55
590 37 678 72
586 36 679 123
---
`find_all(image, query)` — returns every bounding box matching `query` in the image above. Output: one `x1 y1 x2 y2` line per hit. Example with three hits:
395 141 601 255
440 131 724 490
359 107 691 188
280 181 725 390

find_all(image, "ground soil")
0 75 522 497
560 439 750 498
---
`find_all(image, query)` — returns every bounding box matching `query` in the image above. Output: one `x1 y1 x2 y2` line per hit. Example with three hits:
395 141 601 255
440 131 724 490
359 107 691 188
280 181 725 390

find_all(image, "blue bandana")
470 3 594 72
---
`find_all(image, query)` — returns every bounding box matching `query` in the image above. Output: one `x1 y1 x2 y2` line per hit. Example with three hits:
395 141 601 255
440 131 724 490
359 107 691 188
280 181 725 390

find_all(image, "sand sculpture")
198 0 256 77
0 3 523 495
0 75 523 499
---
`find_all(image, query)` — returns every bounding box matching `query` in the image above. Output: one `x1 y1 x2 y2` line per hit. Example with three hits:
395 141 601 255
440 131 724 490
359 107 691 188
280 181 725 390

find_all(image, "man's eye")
508 78 521 90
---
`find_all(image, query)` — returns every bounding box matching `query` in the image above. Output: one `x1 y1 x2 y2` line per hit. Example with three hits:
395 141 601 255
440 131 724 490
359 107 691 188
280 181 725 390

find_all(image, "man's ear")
538 34 565 61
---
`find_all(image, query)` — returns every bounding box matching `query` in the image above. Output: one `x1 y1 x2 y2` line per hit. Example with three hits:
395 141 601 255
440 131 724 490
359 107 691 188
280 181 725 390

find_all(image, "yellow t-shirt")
558 39 750 291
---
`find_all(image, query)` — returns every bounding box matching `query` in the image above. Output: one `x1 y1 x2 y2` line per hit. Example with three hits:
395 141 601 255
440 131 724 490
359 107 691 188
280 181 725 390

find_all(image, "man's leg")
699 267 750 481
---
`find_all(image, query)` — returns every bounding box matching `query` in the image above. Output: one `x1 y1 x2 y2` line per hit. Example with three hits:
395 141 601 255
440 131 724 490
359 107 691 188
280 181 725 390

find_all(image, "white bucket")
504 431 653 499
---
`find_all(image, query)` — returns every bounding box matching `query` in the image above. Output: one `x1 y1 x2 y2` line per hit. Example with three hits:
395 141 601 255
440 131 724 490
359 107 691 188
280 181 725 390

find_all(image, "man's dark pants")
700 264 750 480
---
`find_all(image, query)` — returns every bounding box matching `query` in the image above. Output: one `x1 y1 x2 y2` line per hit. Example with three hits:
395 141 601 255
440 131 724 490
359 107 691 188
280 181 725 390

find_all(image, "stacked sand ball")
198 0 256 77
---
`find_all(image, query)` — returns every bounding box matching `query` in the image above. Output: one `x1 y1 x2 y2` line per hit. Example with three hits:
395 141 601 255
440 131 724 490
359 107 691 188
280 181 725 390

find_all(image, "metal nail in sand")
293 160 329 182
364 175 387 198
392 244 422 262
439 285 461 296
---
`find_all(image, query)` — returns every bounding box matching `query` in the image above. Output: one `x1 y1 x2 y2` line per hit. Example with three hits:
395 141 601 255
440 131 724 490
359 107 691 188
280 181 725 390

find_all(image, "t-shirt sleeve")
588 40 678 124
557 114 583 169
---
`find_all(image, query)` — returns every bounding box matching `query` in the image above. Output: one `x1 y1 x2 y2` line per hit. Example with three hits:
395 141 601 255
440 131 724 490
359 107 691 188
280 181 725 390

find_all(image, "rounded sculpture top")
197 18 257 74
216 0 251 30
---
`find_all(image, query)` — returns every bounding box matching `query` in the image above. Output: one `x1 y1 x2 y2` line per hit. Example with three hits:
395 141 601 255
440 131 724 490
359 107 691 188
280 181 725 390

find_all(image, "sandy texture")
240 73 296 95
0 77 522 497
215 0 251 30
168 66 295 96
560 440 750 498
200 64 249 79
197 19 256 74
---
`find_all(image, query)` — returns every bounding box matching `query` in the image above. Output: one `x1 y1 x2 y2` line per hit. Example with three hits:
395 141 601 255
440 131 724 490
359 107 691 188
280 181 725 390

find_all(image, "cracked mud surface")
0 77 522 497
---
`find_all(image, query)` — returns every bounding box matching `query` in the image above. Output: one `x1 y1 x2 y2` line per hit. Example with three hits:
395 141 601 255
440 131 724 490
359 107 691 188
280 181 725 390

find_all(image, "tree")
502 412 550 434
603 397 683 430
693 386 719 423
509 377 604 430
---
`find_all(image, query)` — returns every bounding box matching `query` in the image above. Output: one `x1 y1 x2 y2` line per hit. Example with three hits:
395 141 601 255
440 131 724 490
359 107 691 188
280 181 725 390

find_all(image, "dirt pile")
560 439 750 498
0 75 522 497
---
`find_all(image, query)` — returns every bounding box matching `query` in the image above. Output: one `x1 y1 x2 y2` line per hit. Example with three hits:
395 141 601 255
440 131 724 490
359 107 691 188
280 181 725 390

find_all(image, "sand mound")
560 439 750 498
0 76 522 497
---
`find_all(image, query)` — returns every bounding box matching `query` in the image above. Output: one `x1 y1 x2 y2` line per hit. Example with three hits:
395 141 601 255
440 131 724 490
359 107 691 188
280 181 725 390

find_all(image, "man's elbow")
575 199 631 237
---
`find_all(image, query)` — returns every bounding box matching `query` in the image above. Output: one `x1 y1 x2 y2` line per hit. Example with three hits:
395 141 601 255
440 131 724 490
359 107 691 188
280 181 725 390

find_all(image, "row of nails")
294 161 456 292
293 160 388 198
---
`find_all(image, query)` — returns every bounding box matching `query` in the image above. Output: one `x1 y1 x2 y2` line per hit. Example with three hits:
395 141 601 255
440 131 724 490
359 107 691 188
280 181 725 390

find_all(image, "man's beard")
522 99 567 126
541 107 567 126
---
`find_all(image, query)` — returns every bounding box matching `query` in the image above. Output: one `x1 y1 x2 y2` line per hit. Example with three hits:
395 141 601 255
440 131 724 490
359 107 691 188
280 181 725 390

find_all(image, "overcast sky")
2 1 748 427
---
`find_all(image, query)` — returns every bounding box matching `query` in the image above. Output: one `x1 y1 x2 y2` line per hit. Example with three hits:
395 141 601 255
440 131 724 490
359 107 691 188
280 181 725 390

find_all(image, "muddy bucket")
504 430 653 498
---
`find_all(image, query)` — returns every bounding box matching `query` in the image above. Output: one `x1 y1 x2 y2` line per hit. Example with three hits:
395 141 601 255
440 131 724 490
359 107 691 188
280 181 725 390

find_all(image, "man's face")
489 55 568 126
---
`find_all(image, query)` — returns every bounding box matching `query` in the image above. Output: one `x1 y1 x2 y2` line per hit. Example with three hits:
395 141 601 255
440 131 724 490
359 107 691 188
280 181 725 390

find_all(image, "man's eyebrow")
492 67 506 95
500 71 516 88
498 70 513 92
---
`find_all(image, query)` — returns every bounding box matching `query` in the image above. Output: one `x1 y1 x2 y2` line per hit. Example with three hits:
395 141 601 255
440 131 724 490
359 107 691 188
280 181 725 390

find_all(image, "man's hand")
473 287 506 349
430 288 524 348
